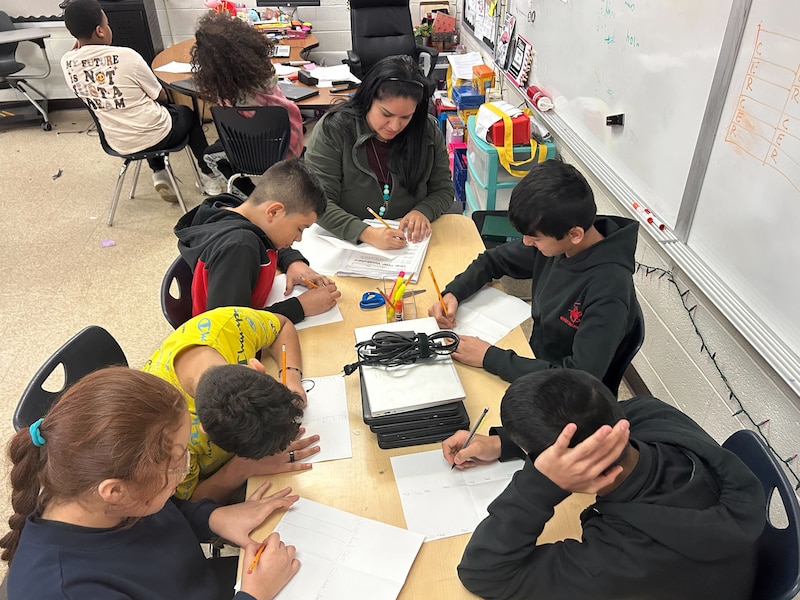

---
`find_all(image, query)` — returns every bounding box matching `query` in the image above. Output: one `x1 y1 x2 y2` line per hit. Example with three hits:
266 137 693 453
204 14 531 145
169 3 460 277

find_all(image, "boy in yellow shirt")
143 306 319 503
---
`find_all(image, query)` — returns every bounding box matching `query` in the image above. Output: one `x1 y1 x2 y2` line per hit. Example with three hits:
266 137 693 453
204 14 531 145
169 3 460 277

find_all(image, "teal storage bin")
466 116 556 189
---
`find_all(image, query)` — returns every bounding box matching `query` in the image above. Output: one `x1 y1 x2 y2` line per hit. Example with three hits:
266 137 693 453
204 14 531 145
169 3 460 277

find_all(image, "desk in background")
240 215 593 598
150 36 344 112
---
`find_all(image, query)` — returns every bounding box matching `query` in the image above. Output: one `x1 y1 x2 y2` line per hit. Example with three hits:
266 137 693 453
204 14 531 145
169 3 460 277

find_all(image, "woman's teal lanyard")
370 138 391 216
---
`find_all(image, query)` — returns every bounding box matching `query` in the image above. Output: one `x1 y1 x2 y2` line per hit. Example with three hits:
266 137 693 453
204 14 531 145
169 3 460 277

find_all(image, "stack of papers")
293 221 430 284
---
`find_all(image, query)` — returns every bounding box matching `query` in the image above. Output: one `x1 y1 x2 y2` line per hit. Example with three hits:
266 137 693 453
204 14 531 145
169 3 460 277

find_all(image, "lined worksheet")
451 286 531 344
391 450 524 540
301 375 351 463
274 499 425 599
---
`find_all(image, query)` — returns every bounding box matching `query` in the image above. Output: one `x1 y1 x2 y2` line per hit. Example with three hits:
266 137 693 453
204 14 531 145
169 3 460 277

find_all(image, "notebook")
278 81 320 102
354 317 466 417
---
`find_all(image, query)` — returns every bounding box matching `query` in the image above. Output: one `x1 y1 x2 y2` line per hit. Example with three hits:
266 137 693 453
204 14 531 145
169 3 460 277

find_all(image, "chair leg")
107 159 132 227
129 161 143 198
164 156 188 215
10 81 49 126
185 147 203 191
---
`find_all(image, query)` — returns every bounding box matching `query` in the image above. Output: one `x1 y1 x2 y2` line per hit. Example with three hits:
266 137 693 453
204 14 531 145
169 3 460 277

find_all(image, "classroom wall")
2 0 440 102
460 34 800 486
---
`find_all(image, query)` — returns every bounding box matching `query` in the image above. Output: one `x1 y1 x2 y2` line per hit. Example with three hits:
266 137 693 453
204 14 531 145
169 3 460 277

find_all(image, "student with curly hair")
191 12 305 196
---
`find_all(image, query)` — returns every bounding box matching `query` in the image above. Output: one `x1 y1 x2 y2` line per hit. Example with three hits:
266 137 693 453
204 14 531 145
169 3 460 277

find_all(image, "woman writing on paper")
305 55 454 249
191 12 305 197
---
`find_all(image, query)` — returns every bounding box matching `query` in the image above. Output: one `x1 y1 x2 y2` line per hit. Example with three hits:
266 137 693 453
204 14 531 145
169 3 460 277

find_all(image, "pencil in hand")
366 206 394 229
247 540 267 574
428 266 448 318
451 407 489 470
281 344 287 385
301 276 319 289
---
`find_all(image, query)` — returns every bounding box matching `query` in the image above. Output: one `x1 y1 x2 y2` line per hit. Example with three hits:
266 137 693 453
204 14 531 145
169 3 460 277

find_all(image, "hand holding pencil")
241 532 300 599
427 266 458 328
363 207 407 249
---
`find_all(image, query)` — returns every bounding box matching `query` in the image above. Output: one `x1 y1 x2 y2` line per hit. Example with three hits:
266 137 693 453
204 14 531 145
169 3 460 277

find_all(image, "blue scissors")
359 291 385 310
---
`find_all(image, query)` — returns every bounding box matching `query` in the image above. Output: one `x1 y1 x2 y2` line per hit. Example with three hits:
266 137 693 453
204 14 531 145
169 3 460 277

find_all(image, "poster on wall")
462 0 499 51
495 13 516 69
506 34 534 88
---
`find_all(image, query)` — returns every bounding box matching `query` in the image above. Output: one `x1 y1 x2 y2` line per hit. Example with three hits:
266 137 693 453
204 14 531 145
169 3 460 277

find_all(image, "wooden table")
242 215 592 598
151 36 345 111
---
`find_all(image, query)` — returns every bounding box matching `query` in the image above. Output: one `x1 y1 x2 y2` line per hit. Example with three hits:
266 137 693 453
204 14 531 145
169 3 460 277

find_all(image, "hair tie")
29 418 46 447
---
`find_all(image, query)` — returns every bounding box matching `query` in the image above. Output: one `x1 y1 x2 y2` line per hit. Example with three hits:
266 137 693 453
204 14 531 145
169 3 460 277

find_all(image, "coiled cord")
343 330 460 376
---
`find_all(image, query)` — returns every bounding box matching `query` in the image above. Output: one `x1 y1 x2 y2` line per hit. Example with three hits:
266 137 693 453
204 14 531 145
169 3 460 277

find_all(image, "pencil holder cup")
383 277 417 323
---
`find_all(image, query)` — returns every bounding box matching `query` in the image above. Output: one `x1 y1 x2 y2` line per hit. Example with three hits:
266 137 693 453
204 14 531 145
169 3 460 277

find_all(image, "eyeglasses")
168 448 191 478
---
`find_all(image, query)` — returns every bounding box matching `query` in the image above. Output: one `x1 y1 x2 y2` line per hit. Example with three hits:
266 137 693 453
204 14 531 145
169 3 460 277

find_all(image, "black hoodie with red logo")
443 215 638 383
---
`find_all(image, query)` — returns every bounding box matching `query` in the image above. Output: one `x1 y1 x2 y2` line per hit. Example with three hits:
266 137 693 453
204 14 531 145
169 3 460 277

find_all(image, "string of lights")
636 262 800 490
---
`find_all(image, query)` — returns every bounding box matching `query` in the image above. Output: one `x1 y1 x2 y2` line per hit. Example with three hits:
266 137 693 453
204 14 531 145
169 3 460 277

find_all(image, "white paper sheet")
301 375 351 463
452 286 531 344
391 450 523 540
304 64 361 84
153 61 193 73
274 499 425 600
265 274 343 330
292 222 430 283
446 51 484 79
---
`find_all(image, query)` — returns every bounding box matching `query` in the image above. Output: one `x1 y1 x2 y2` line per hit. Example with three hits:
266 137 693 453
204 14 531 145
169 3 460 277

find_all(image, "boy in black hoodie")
448 369 765 600
429 161 638 383
175 159 341 324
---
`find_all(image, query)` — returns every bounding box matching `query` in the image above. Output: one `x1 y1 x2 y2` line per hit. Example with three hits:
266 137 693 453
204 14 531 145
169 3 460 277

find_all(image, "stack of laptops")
355 317 470 449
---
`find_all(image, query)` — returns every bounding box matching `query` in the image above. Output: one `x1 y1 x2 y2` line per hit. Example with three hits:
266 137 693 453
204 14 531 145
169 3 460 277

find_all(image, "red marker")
632 201 665 231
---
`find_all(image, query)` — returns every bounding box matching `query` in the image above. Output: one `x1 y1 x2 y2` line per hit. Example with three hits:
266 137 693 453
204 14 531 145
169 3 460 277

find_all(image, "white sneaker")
200 172 226 196
152 170 178 203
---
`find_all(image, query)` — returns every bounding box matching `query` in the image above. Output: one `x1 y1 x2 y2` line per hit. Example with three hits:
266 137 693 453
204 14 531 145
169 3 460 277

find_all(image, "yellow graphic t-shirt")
143 306 281 499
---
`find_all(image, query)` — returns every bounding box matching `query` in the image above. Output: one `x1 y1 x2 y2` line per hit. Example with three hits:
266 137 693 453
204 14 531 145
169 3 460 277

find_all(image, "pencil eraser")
606 114 624 126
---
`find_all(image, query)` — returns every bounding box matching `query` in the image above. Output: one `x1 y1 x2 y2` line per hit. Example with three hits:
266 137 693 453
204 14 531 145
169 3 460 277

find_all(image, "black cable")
343 330 460 375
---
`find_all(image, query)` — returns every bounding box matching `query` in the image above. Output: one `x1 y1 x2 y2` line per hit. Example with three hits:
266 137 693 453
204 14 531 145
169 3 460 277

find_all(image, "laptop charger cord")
343 330 460 375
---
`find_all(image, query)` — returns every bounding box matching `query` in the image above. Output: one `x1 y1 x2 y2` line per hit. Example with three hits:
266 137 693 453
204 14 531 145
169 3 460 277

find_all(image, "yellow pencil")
301 276 319 289
366 206 394 229
281 344 287 385
247 540 267 574
428 266 448 317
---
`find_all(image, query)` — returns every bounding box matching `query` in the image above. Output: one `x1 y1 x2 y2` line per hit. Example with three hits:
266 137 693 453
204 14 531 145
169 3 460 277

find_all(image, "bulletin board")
461 0 500 52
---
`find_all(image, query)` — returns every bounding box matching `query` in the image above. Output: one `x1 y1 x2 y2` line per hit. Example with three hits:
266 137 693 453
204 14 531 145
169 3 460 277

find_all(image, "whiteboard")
510 0 734 228
689 12 800 369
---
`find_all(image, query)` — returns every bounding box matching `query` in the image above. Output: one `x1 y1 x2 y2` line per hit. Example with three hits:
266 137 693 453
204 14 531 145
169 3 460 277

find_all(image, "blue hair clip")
29 418 46 447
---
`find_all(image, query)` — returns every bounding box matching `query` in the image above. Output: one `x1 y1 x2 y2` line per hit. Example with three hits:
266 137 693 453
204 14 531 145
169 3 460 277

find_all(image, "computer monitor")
256 0 321 7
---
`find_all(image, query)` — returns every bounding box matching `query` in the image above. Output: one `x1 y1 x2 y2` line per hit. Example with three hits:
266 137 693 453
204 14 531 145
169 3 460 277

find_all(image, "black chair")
0 11 51 130
210 105 291 194
161 255 194 329
602 297 645 397
470 210 522 249
345 0 439 80
723 429 800 600
13 326 128 431
81 104 201 226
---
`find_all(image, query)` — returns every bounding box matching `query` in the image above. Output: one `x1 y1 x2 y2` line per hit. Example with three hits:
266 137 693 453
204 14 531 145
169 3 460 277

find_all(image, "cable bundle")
343 330 460 376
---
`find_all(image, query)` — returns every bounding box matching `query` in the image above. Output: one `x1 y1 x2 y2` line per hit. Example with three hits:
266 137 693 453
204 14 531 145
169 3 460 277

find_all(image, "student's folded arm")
457 458 577 599
445 242 538 302
264 298 305 324
170 497 218 542
276 247 308 272
205 242 263 310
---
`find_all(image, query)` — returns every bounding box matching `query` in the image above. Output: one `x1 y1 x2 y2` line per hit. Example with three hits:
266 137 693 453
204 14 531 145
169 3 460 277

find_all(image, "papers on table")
275 64 301 77
301 375 351 463
391 450 523 540
293 222 429 283
153 61 193 73
274 499 424 600
354 317 466 416
265 274 343 330
305 63 361 85
452 286 531 344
